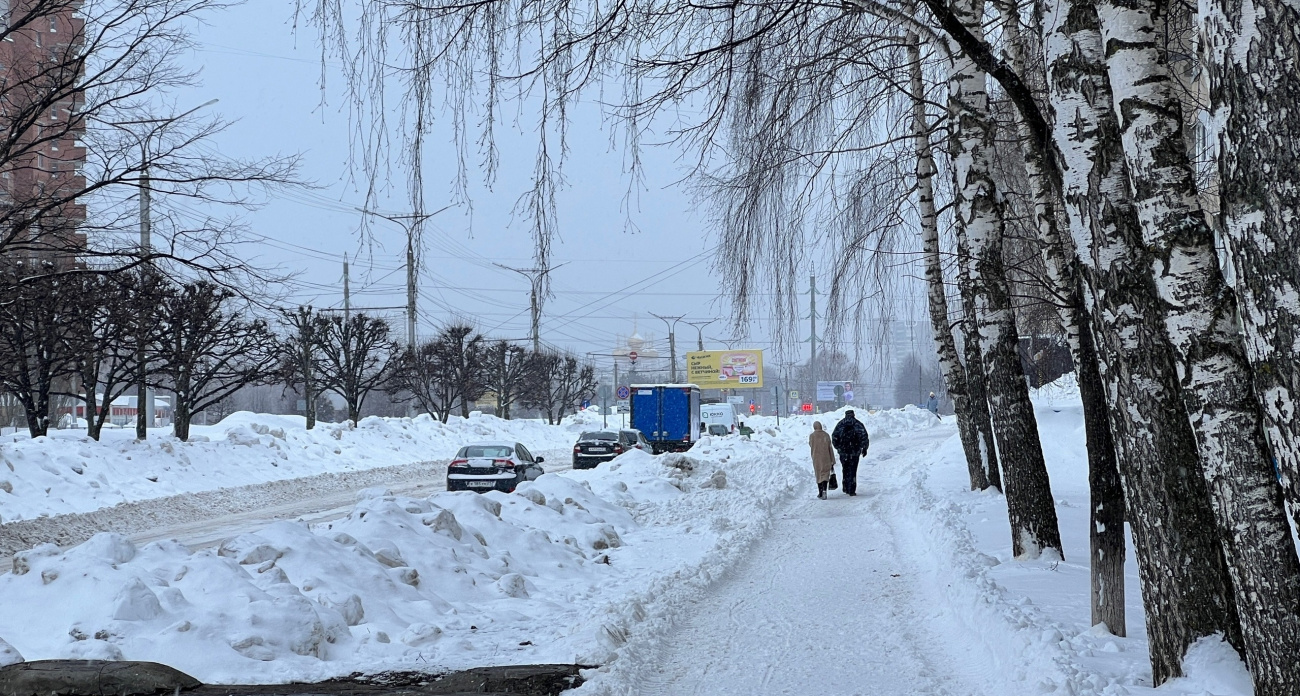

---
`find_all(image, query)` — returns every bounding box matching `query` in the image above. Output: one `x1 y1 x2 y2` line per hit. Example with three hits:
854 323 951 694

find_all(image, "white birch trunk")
1095 0 1300 688
948 0 1060 558
1040 0 1244 681
909 30 991 492
999 1 1126 634
1201 0 1300 539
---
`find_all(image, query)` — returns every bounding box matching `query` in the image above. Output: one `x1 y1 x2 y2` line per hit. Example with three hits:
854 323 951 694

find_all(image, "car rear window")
580 431 618 441
459 445 514 458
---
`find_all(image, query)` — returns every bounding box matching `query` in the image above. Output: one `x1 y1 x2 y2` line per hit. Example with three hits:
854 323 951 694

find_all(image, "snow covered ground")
0 396 1255 694
0 411 606 523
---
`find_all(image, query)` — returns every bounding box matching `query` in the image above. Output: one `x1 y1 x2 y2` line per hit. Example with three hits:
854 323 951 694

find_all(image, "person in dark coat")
831 410 869 496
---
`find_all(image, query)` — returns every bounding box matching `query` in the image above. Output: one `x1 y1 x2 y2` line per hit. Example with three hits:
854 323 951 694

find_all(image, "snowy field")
0 395 1254 694
0 411 604 523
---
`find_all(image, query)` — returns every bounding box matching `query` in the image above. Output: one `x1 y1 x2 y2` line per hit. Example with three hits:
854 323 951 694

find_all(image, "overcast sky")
169 2 933 393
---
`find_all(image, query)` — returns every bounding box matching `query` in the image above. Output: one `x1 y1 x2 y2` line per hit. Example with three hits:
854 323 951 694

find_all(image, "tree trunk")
1202 0 1300 534
23 398 47 438
1042 0 1244 681
1094 0 1300 687
998 3 1126 628
84 379 103 442
957 290 1002 491
909 29 988 491
304 367 316 431
947 0 1060 558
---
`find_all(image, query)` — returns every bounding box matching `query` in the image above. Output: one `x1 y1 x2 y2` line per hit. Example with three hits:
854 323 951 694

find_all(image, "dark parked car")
572 429 651 469
447 441 545 493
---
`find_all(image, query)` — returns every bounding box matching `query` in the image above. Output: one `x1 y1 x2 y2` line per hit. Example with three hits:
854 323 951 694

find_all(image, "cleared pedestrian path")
636 431 990 696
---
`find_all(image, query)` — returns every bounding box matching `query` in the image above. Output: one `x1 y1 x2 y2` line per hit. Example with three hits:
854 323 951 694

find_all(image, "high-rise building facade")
0 0 88 260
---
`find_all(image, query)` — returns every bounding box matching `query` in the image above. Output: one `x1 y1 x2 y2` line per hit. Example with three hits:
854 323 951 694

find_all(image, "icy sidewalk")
574 429 987 696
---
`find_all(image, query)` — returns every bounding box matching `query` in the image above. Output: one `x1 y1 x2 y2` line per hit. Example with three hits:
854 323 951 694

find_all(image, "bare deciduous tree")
317 313 398 424
278 306 327 429
152 281 279 441
484 340 529 420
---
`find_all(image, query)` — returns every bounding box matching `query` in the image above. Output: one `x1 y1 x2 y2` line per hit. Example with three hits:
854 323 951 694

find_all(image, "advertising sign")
686 349 765 389
816 380 853 401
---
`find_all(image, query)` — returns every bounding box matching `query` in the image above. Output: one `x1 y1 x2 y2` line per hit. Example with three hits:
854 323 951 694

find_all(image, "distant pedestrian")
831 410 869 496
926 392 940 418
809 421 836 499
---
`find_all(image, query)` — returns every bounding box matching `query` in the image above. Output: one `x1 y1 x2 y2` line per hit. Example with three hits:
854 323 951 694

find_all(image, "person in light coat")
809 421 836 499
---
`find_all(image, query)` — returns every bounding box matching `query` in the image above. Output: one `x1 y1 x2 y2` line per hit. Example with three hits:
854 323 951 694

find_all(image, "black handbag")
829 472 839 490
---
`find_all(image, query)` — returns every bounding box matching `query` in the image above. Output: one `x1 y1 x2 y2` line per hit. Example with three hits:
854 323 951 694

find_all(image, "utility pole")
651 313 685 382
96 98 218 440
343 253 351 321
358 204 452 350
136 149 151 440
496 263 567 353
808 274 818 414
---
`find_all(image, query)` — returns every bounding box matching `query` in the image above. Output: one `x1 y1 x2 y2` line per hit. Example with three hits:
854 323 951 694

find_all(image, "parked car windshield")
579 431 618 441
459 445 514 458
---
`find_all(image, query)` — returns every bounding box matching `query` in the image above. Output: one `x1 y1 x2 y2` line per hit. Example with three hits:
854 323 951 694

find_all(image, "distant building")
0 1 89 262
63 395 172 428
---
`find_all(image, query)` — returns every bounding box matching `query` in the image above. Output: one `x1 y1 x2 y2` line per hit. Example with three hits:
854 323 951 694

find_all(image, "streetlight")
95 99 219 441
651 313 685 382
356 203 454 350
684 319 718 351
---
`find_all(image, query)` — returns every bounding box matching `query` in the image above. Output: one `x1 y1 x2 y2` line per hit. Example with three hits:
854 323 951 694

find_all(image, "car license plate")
467 481 496 488
589 447 608 453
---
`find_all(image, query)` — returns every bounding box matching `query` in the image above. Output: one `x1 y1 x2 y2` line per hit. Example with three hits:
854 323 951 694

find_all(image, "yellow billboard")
686 350 764 389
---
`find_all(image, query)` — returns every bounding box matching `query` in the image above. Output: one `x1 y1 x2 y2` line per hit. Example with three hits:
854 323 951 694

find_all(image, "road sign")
616 385 630 400
628 350 638 363
598 384 613 401
727 395 744 405
789 390 799 400
582 399 591 409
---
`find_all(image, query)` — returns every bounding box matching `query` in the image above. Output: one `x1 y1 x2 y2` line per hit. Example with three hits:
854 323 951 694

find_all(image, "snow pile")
0 412 601 523
0 407 943 684
881 379 1253 695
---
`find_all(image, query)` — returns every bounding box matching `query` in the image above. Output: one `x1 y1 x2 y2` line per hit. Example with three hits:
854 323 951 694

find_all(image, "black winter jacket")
832 415 869 456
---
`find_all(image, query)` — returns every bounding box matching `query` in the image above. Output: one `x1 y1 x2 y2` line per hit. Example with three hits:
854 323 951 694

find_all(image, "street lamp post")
651 313 685 382
357 204 453 350
684 319 718 351
97 99 219 440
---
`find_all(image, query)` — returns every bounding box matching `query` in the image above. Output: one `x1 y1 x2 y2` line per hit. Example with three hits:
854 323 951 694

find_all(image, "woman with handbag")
809 421 837 499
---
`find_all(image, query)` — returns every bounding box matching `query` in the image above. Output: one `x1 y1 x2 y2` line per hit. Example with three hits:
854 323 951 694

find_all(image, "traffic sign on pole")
628 350 638 364
616 385 630 400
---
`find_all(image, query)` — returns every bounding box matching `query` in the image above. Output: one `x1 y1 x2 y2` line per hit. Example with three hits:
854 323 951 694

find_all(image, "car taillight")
574 446 582 453
613 444 624 453
450 459 469 468
494 458 516 468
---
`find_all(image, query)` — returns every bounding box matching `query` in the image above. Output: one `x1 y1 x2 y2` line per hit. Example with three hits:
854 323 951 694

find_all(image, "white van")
701 403 740 436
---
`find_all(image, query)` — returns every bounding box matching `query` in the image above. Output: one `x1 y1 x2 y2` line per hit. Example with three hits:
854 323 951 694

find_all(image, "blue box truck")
630 384 702 454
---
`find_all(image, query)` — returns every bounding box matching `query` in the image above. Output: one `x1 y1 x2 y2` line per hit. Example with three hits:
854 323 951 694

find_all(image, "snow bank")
0 408 943 684
0 411 606 523
881 378 1253 695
